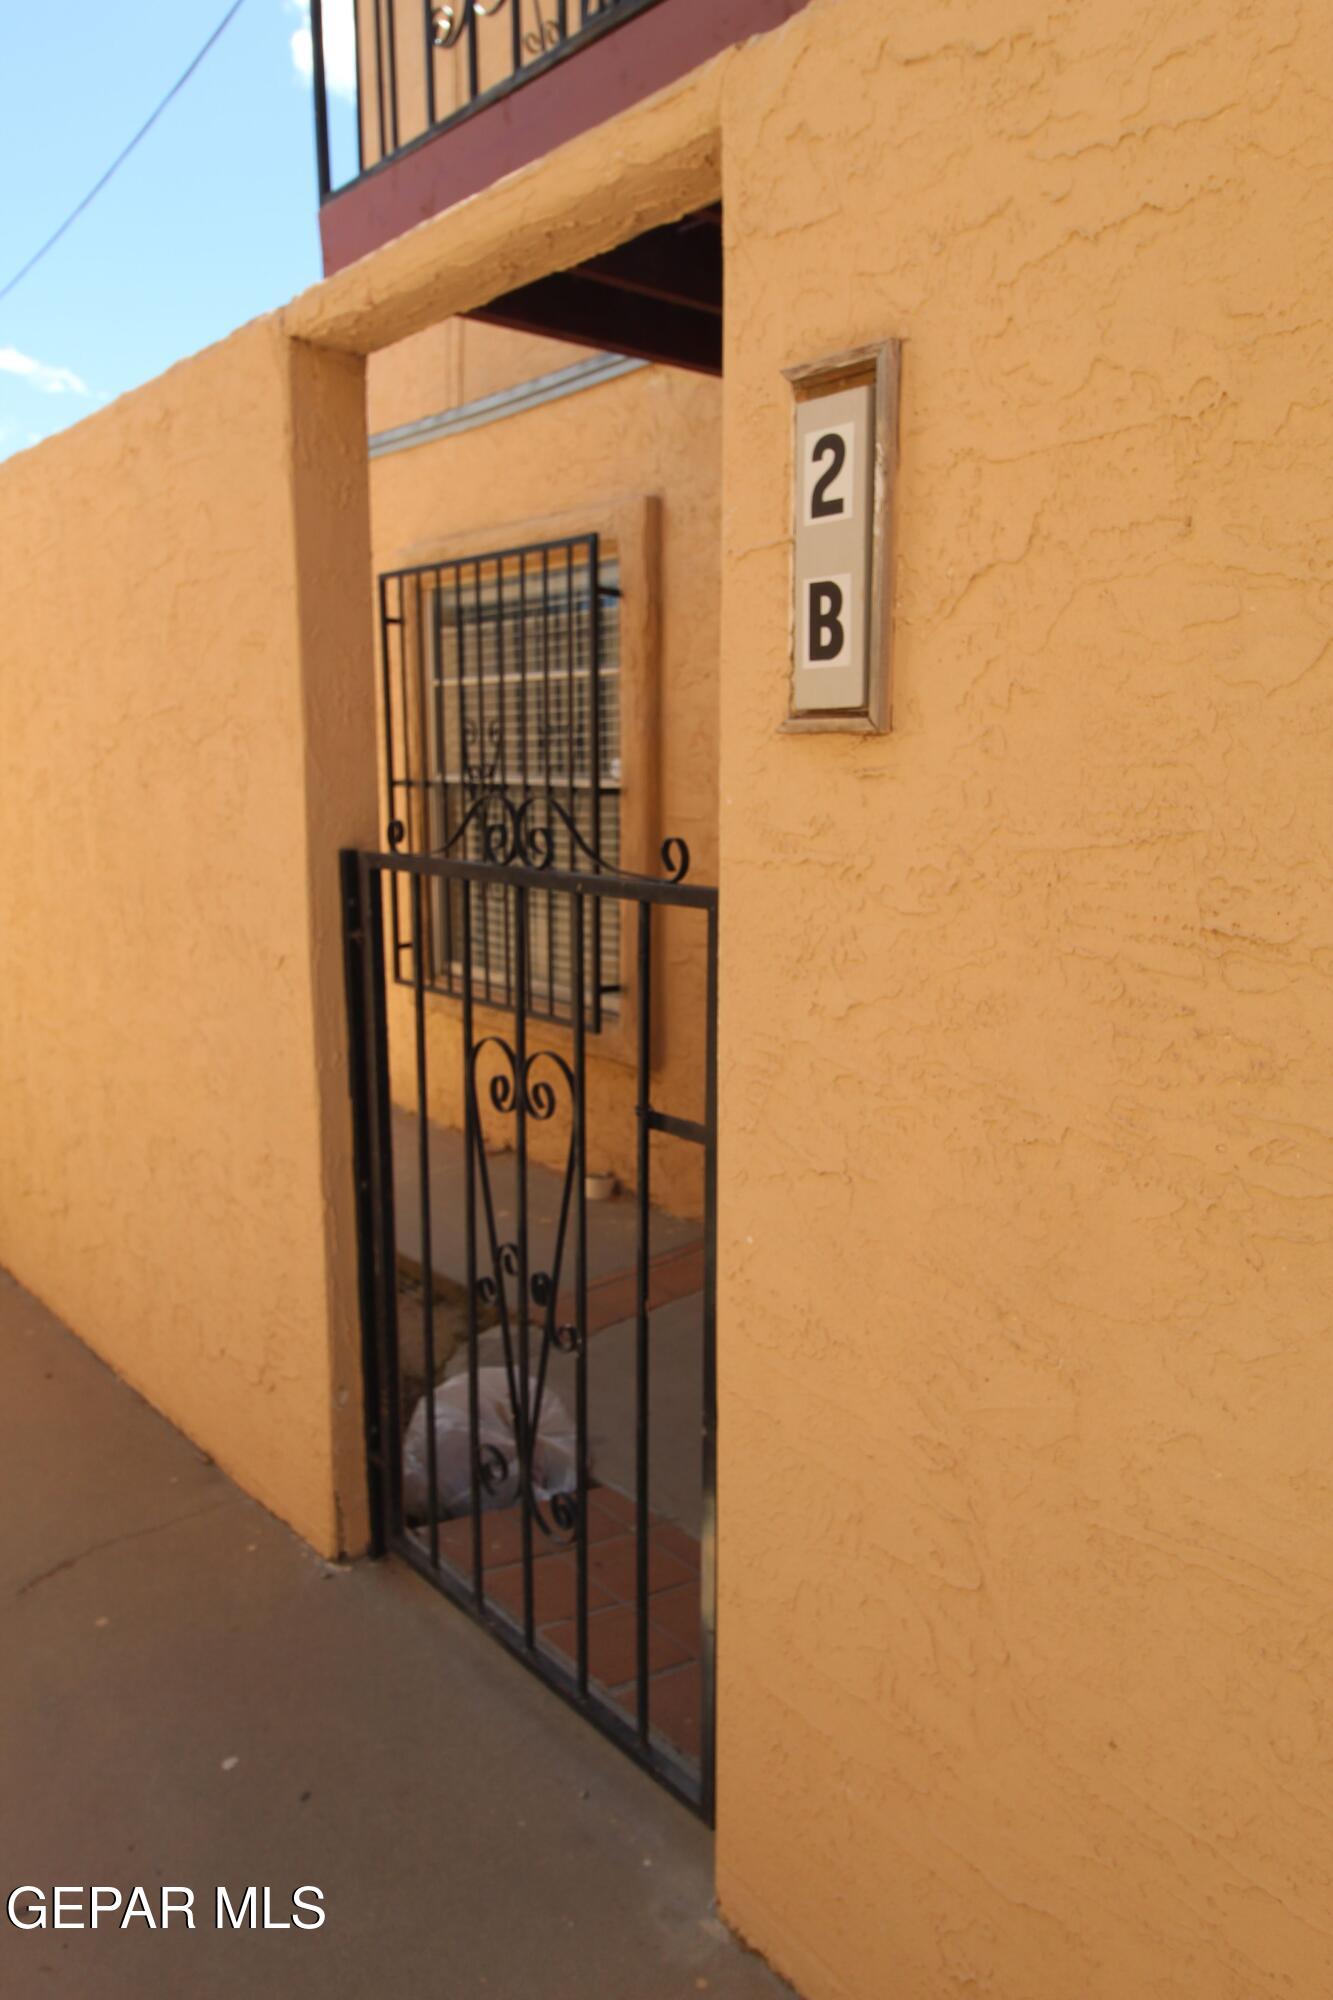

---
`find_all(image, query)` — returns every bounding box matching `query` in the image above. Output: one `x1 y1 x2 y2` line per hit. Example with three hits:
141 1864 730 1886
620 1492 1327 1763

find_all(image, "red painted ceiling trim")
319 0 809 277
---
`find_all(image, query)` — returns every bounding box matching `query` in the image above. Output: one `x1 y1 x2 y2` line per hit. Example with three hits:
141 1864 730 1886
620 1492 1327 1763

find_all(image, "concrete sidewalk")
0 1270 788 2000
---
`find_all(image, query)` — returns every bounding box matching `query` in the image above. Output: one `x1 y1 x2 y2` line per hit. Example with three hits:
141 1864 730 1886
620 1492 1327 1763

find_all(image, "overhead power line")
0 0 250 308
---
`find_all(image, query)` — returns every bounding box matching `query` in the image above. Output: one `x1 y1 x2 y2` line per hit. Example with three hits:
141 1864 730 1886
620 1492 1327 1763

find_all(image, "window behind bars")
379 534 622 1029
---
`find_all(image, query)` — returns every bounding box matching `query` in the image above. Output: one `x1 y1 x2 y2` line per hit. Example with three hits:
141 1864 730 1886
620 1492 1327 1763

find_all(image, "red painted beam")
319 0 809 276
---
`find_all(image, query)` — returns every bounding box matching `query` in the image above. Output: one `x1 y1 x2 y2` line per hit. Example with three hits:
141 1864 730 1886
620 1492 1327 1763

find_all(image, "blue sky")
0 1 356 463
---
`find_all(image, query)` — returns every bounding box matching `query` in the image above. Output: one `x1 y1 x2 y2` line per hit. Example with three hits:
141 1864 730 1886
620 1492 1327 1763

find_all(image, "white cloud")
0 346 90 397
287 0 358 103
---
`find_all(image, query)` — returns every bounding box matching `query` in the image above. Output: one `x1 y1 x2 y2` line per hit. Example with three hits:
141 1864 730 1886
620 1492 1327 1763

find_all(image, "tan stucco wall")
710 3 1333 1997
367 318 599 435
369 344 721 1213
0 321 377 1556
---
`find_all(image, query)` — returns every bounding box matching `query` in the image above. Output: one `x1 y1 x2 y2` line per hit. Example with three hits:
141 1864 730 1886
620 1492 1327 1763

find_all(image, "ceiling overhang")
466 204 723 375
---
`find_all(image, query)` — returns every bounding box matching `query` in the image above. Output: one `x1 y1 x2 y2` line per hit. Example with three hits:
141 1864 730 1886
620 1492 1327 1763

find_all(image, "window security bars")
379 535 622 1032
310 0 670 202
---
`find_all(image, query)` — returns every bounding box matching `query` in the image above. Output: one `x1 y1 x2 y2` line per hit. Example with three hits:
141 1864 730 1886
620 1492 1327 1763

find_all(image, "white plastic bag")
402 1366 581 1521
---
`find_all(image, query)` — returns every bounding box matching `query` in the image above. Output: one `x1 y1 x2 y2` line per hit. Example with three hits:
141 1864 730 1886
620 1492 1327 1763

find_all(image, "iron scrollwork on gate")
469 1037 580 1539
454 786 688 1542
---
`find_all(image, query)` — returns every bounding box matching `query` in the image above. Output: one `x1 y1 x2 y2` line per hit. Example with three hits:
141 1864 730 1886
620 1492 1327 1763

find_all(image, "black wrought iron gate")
341 793 717 1818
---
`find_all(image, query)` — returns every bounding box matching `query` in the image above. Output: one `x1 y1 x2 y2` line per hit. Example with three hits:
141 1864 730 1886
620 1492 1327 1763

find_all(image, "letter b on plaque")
805 576 850 667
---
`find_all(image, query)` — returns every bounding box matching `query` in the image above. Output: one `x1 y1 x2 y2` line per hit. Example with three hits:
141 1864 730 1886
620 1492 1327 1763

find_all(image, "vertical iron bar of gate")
700 900 719 1820
515 883 535 1645
377 574 399 967
359 857 404 1539
410 873 440 1566
341 853 385 1552
572 889 590 1692
634 895 653 1741
461 880 484 1600
466 0 480 101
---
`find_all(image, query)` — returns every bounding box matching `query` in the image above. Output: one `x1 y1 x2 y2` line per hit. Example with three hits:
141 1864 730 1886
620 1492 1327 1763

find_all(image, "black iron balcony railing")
310 0 669 203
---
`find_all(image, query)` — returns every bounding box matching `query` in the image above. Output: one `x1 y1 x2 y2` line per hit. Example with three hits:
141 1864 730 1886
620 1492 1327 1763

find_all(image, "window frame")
378 494 661 1072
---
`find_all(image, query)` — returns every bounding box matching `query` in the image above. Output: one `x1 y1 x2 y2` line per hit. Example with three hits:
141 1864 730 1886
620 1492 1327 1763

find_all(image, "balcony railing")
310 0 669 203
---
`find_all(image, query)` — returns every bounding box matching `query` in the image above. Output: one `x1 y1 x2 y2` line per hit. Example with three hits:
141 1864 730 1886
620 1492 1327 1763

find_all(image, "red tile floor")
431 1484 705 1763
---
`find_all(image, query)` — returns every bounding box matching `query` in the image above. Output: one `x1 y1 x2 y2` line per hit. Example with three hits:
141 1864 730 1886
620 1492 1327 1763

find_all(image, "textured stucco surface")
369 345 721 1214
711 2 1333 1996
2 0 1330 1991
0 323 377 1555
286 51 724 354
366 320 600 436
